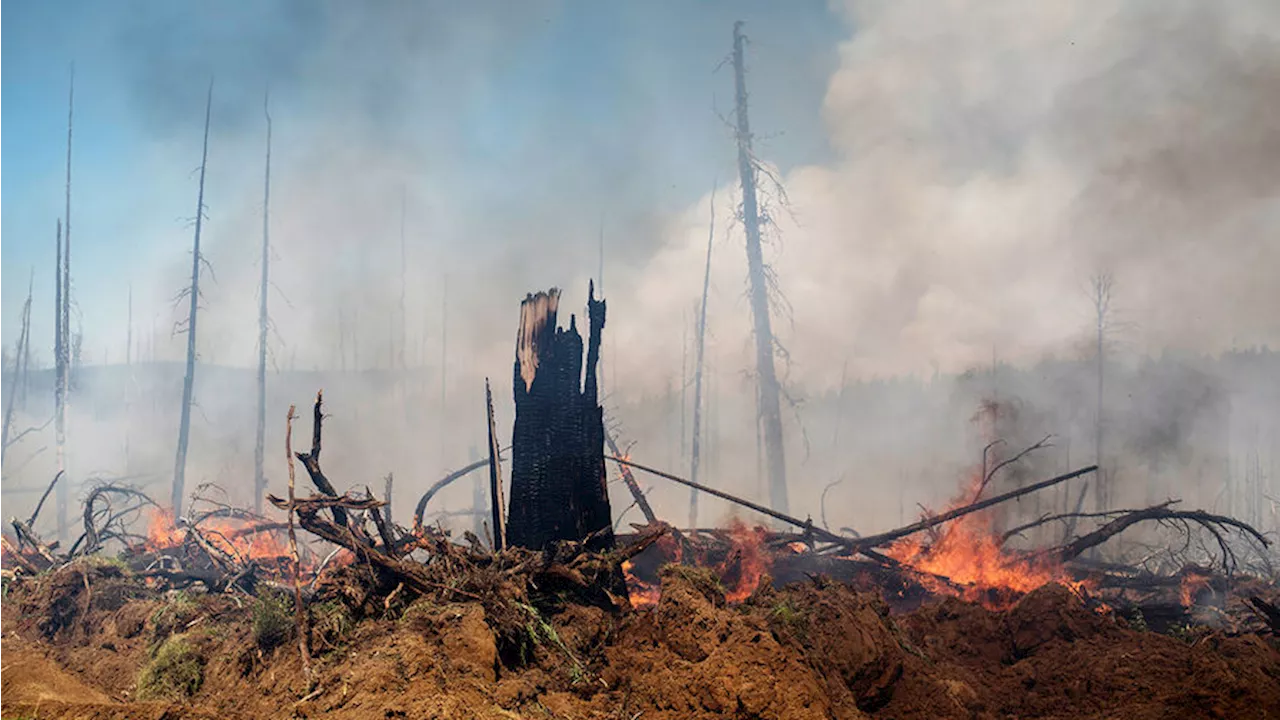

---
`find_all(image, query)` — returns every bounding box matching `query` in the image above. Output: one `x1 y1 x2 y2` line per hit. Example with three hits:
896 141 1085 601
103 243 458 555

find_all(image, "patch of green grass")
151 591 200 644
311 600 354 650
770 599 805 628
1125 608 1149 632
660 563 724 600
136 634 203 701
517 602 586 681
82 554 129 572
251 589 294 652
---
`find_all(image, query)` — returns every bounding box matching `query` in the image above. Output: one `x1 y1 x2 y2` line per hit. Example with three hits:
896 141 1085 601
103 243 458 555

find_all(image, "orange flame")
1179 568 1212 606
622 559 660 608
885 473 1081 609
718 520 770 603
145 509 292 563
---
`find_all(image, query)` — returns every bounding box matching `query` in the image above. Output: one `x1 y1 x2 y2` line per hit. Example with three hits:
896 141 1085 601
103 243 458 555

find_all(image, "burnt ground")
3 561 1279 720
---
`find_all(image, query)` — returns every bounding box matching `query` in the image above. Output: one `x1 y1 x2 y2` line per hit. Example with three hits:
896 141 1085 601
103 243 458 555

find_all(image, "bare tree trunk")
399 188 407 373
57 67 75 540
688 182 716 529
19 287 31 411
2 273 35 466
254 90 272 514
1091 273 1113 513
173 80 214 516
732 21 788 515
126 284 133 366
440 273 448 467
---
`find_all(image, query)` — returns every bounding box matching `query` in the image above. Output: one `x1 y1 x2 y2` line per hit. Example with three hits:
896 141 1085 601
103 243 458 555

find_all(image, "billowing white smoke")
613 0 1280 393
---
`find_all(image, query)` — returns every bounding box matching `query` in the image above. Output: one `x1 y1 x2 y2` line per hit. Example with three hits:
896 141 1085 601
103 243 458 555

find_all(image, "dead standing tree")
2 272 35 466
506 284 613 552
56 66 75 541
1090 272 1114 513
254 89 273 514
688 181 716 529
732 21 788 516
173 80 214 516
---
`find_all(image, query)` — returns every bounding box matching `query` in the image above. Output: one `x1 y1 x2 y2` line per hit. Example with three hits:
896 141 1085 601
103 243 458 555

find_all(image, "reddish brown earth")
3 561 1279 720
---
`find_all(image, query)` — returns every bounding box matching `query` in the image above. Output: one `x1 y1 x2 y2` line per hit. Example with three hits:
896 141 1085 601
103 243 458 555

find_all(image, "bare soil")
4 561 1279 720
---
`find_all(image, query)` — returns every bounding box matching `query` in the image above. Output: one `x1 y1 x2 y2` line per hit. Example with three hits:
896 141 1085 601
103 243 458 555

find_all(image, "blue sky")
2 1 847 366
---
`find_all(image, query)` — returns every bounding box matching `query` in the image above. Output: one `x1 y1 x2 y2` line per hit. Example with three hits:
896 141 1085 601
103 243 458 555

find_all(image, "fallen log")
1247 596 1280 634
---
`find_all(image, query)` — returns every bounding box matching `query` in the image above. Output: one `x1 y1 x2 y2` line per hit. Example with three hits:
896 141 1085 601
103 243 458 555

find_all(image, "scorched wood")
507 283 613 551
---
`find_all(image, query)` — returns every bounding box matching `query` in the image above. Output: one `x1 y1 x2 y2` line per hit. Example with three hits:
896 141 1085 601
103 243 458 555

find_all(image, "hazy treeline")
3 345 1275 543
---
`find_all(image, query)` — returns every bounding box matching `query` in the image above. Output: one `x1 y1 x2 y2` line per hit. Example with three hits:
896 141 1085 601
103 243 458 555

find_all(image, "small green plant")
251 589 294 652
1126 609 1149 632
137 634 203 701
311 600 354 650
150 591 199 644
770 600 805 629
661 563 725 601
517 602 586 681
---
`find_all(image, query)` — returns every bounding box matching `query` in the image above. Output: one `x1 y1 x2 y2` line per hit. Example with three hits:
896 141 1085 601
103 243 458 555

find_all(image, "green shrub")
150 591 199 644
311 600 354 650
252 590 294 652
137 634 203 700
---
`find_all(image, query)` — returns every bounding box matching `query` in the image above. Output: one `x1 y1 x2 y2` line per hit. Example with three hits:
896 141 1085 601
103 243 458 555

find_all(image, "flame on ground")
885 472 1084 609
145 509 291 563
622 518 773 607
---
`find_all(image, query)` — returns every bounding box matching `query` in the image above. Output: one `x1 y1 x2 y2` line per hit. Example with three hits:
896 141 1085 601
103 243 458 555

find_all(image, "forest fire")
144 509 290 563
885 514 1075 609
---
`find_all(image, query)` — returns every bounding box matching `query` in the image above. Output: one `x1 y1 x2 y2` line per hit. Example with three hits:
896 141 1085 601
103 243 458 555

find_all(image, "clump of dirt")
599 564 842 719
13 558 145 641
881 583 1280 719
752 576 906 714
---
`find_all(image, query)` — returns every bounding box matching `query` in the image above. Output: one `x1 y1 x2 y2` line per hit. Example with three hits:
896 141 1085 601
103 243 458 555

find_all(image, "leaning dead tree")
173 79 214 516
254 89 273 514
732 21 788 515
506 284 613 551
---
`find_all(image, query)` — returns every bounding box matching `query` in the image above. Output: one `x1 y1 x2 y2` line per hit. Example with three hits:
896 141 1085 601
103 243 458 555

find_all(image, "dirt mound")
601 565 845 719
882 583 1280 719
4 568 1280 720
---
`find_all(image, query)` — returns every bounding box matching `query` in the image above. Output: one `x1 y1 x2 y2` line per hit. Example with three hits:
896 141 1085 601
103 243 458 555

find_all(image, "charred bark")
507 284 613 551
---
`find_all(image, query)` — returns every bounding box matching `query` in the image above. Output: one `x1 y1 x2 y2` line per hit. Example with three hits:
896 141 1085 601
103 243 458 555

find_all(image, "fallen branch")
605 426 657 525
850 465 1098 550
27 470 64 528
1050 506 1269 567
295 391 346 527
411 450 510 532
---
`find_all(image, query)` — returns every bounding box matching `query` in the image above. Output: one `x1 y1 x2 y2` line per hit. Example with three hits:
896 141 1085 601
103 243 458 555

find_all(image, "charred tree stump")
507 284 613 552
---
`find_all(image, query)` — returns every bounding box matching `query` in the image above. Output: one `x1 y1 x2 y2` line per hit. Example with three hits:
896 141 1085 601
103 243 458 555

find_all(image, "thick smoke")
3 1 1277 540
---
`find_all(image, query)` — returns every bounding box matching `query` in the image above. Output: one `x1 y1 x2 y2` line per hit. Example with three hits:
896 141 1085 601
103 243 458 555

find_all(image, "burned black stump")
506 284 613 552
